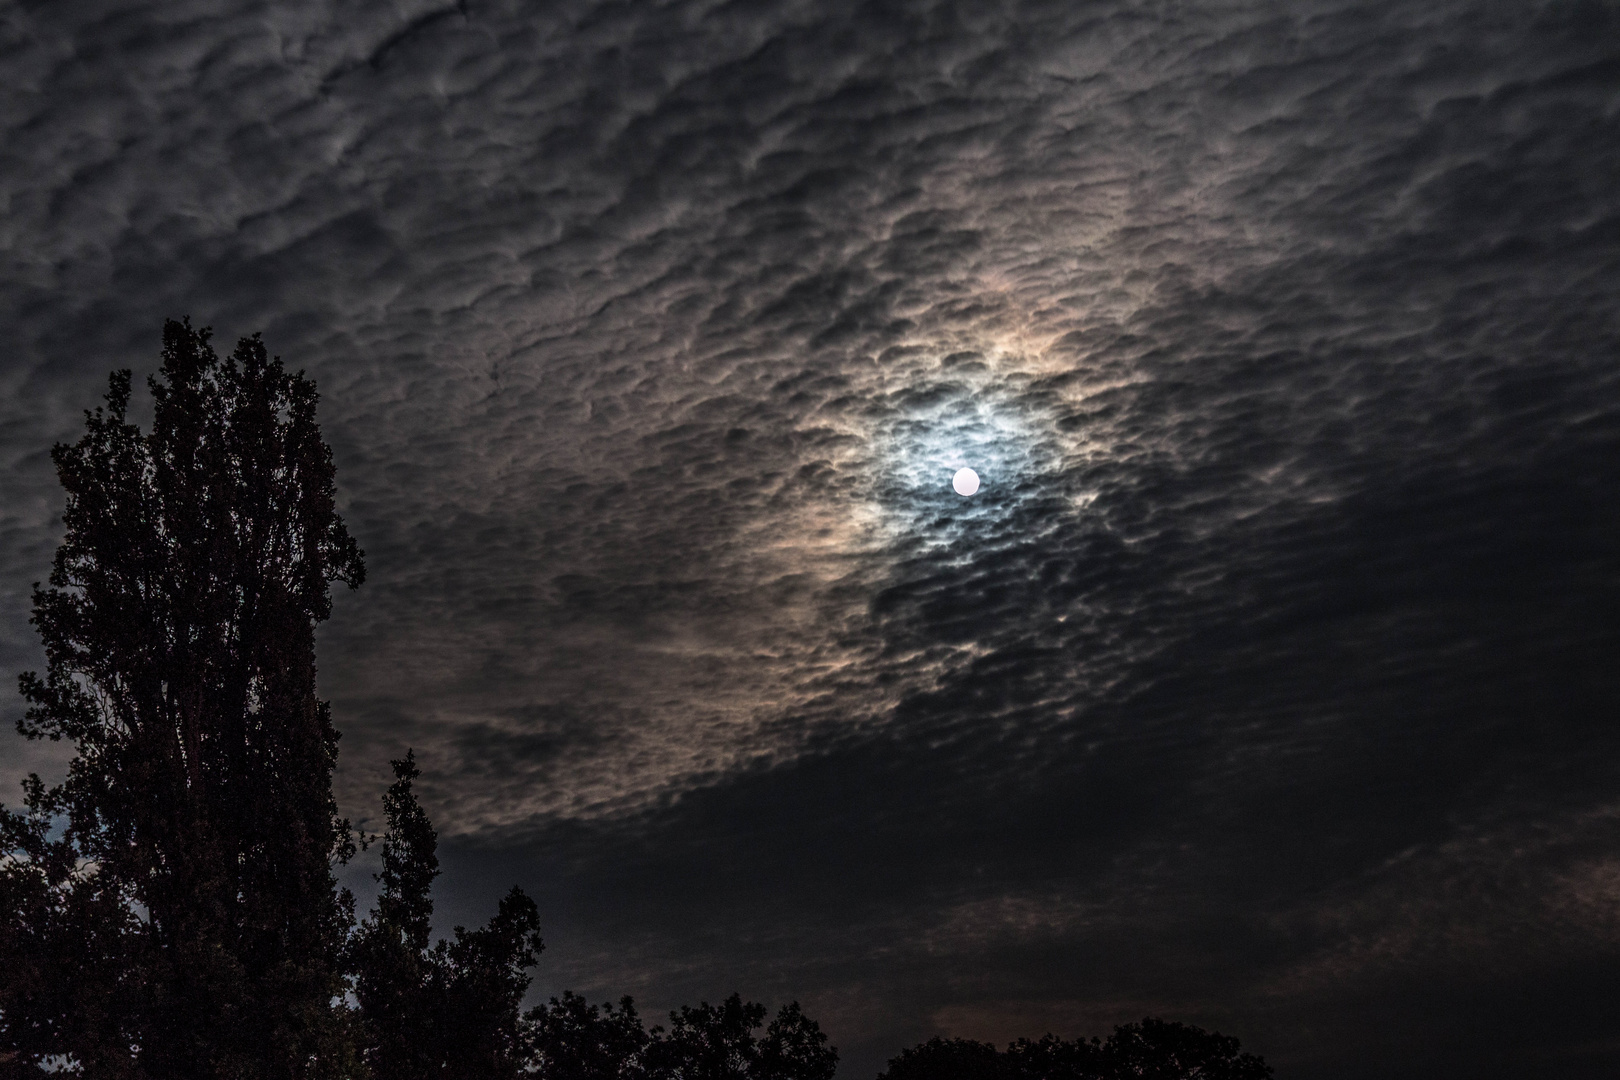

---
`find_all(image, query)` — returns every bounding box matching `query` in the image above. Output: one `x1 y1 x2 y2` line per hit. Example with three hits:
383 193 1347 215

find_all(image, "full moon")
952 467 980 496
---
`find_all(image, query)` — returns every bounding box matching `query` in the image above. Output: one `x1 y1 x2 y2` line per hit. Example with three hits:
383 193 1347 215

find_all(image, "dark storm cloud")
3 0 1620 1076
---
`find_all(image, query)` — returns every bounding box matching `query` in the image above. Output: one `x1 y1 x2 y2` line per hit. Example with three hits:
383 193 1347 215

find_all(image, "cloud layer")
3 1 1619 1075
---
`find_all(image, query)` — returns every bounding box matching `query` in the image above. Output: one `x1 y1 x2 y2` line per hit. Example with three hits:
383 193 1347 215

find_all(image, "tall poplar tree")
0 319 365 1077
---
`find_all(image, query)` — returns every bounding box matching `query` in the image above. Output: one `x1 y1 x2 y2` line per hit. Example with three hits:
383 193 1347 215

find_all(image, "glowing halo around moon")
952 467 980 496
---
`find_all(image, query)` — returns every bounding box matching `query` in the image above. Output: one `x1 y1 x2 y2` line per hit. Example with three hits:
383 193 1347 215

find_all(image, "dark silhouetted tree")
424 885 546 1076
348 751 443 1080
349 750 545 1079
1096 1018 1270 1080
0 319 365 1077
878 1037 1004 1080
877 1019 1270 1080
527 993 835 1080
1003 1034 1104 1080
524 992 652 1080
643 995 837 1080
755 1002 838 1080
645 995 771 1080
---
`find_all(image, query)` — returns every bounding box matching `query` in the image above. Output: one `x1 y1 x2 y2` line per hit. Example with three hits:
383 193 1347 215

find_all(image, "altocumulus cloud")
2 1 1619 1076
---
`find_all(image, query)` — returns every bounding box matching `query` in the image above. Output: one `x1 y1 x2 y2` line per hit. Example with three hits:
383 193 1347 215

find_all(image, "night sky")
4 1 1620 1076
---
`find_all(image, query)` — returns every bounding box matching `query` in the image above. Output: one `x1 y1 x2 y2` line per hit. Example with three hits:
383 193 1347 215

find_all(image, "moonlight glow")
953 468 980 496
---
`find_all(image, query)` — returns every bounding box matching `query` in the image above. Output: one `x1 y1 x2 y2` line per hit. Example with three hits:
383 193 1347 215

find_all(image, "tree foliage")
879 1037 1004 1080
349 751 544 1079
525 993 836 1080
525 992 652 1080
877 1019 1272 1080
1 319 364 1077
348 752 442 1080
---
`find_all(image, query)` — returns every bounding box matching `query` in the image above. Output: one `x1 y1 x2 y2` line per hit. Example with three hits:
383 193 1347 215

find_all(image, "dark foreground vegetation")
0 322 1271 1079
875 1024 1271 1080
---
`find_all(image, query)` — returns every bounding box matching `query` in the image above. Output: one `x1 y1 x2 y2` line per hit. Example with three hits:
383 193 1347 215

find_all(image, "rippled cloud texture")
4 1 1620 1075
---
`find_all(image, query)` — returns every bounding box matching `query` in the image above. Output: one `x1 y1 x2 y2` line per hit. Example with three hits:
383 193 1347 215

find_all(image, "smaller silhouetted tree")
527 992 836 1080
348 750 545 1079
1004 1034 1104 1080
348 751 443 1080
644 994 837 1080
756 1002 839 1080
877 1019 1270 1080
879 1037 1003 1080
1096 1018 1270 1080
646 995 770 1080
425 885 546 1076
525 992 652 1080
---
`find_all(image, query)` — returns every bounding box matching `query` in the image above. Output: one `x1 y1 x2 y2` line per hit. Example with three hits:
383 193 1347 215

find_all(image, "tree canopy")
524 992 837 1080
2 319 365 1077
0 321 546 1078
349 751 544 1079
876 1020 1272 1080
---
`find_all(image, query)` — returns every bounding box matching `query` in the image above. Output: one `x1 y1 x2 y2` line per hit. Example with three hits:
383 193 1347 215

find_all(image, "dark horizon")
4 1 1620 1076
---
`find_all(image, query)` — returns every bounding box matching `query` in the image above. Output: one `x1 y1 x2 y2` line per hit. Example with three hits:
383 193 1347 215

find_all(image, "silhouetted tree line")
874 1023 1271 1080
0 322 1271 1080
